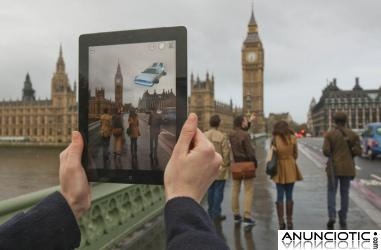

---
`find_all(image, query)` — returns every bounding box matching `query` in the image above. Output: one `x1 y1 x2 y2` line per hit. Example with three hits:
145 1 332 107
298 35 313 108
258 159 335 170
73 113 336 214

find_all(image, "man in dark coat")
148 107 163 161
322 111 361 229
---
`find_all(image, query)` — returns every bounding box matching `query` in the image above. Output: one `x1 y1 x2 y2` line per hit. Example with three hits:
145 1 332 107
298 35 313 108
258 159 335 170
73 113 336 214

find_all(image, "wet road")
212 138 381 250
88 112 175 171
299 137 381 211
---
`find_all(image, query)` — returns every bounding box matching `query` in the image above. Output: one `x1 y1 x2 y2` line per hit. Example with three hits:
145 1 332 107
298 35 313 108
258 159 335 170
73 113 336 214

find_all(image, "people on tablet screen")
128 109 140 162
0 113 228 250
100 108 113 165
112 107 125 164
149 107 163 162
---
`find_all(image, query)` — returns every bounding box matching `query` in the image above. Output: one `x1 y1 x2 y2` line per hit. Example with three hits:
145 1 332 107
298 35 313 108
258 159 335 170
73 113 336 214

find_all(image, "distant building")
0 46 77 143
266 112 293 133
306 98 316 135
88 88 114 123
310 77 381 136
138 89 176 113
189 72 234 133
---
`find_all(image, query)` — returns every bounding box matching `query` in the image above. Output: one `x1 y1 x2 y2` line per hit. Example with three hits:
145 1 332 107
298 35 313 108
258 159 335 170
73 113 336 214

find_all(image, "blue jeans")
327 176 352 221
208 180 226 219
276 183 294 202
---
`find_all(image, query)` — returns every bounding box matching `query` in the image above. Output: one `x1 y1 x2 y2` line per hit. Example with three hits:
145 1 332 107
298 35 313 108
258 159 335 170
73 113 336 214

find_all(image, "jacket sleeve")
293 137 298 160
221 135 231 167
165 197 229 250
0 191 81 250
322 134 332 157
243 134 256 162
350 133 362 157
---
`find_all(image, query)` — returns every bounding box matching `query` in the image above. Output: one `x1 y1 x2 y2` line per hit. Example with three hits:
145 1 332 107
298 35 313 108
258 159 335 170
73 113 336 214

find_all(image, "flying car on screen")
134 63 167 87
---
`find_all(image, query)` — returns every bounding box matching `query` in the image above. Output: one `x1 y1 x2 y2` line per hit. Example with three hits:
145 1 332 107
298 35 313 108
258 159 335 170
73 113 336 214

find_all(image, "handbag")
231 161 256 180
265 140 278 177
126 127 131 136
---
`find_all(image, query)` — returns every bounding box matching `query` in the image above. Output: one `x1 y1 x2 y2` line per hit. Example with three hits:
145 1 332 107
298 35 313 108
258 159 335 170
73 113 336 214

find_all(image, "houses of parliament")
0 8 265 143
0 46 77 143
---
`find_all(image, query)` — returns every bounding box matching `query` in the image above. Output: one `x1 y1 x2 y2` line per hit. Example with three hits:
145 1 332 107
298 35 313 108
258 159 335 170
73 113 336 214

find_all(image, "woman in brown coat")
128 110 140 160
271 121 303 230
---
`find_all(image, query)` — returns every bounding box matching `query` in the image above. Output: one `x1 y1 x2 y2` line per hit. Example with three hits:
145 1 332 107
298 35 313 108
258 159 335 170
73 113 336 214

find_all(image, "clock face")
246 52 257 63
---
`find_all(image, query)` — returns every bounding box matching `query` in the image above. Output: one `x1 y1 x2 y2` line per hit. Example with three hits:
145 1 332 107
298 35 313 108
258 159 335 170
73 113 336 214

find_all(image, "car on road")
134 62 167 87
361 122 381 160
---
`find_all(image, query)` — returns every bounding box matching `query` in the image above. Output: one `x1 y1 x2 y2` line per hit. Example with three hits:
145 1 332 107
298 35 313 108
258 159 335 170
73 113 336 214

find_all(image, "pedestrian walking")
204 115 231 222
112 107 124 162
100 108 112 164
270 121 303 230
128 110 140 161
229 115 257 228
148 107 163 161
322 112 361 230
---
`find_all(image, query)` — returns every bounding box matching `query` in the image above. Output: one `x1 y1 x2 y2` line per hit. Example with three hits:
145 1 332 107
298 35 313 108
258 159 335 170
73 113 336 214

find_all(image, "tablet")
78 26 187 184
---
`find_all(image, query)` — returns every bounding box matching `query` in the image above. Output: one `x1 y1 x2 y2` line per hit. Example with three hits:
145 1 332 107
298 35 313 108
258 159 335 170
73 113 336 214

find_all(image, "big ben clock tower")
242 7 265 133
115 62 123 109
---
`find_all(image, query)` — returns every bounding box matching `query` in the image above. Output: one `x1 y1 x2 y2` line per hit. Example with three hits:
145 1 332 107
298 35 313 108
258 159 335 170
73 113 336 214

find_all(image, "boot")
275 202 286 230
286 201 294 230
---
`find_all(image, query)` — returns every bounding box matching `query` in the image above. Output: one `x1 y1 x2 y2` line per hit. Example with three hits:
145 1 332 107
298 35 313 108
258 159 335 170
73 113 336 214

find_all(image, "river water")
0 145 65 201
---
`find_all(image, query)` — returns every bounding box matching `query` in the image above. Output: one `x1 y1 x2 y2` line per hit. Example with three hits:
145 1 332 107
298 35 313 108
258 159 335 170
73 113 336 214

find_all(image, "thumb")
174 113 198 155
67 131 84 162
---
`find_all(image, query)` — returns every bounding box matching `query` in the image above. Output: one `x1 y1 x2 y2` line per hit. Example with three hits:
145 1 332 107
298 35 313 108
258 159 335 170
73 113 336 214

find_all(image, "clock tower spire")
242 4 265 132
115 61 123 109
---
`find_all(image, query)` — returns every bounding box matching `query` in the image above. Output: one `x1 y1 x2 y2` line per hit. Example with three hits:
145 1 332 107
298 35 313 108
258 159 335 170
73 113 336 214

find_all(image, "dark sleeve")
0 191 81 250
243 134 256 162
165 197 229 250
322 134 331 157
350 133 362 157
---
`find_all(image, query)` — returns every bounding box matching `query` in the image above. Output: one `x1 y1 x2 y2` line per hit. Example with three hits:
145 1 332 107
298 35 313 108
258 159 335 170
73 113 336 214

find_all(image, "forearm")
165 197 229 250
0 192 81 250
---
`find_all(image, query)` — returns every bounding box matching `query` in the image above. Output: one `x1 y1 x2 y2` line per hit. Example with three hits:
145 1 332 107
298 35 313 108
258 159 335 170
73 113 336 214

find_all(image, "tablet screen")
87 40 176 171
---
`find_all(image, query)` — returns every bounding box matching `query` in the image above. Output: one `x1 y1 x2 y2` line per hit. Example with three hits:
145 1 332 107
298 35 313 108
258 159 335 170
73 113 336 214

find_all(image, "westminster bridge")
1 135 380 250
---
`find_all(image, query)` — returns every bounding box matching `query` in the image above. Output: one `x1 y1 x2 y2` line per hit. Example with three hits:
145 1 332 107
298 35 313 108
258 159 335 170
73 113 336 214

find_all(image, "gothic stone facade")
0 47 77 143
138 89 176 113
311 78 381 136
189 73 234 133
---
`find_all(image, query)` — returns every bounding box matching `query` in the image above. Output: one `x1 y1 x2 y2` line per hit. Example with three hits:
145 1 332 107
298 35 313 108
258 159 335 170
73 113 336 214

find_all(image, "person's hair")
233 115 244 129
209 115 221 128
129 109 137 118
272 120 293 144
333 112 347 126
103 108 108 114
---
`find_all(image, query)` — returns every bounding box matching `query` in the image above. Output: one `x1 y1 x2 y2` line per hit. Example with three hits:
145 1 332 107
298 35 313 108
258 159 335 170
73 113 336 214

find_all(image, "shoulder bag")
266 139 278 177
231 138 256 180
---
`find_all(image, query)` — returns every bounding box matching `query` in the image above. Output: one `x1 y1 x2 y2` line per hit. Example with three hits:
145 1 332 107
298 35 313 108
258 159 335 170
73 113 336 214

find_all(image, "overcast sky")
1 0 380 123
89 41 176 106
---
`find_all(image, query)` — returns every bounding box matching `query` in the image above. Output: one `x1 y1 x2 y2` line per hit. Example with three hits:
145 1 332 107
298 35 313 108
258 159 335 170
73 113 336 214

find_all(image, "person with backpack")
204 115 231 222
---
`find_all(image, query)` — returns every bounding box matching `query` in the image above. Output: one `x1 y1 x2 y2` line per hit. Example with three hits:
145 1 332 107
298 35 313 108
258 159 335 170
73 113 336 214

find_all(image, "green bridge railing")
0 183 165 250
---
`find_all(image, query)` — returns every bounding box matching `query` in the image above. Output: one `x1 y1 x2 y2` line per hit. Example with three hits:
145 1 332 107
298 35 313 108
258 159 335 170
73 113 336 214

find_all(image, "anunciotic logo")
278 230 380 250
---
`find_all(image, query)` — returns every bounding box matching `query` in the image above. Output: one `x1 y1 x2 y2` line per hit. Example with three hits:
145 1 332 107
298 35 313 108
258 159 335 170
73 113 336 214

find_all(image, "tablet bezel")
78 26 187 185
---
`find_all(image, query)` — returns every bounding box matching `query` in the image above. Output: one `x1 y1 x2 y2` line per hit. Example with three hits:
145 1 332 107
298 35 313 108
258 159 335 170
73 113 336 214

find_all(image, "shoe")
214 214 226 221
234 215 242 224
338 211 347 230
243 218 256 227
327 219 335 230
